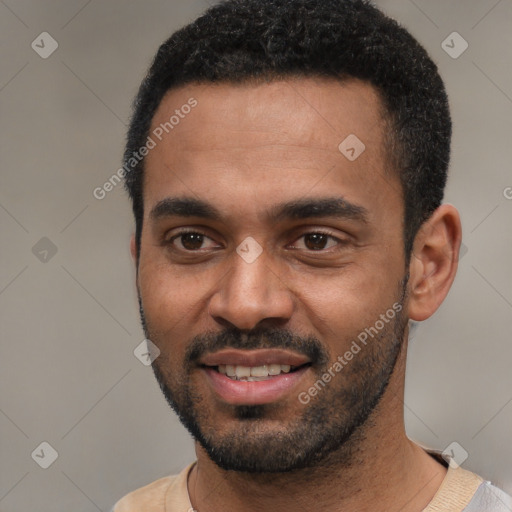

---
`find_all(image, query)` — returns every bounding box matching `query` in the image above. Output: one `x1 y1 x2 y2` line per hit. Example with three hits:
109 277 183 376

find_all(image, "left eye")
292 233 340 251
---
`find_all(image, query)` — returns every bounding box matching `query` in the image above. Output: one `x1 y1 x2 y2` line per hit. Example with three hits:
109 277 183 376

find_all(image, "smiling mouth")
205 363 311 382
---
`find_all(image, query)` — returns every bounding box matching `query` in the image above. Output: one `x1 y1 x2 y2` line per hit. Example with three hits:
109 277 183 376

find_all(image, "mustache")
137 293 327 366
185 326 329 367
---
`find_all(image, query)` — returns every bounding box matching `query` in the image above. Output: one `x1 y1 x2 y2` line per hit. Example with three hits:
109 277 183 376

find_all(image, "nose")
208 248 294 330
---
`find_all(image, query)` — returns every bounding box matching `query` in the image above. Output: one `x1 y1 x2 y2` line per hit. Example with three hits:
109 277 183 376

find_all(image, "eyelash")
165 228 346 252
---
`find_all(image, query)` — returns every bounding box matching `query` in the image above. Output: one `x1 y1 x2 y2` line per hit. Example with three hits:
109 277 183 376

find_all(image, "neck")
188 344 447 512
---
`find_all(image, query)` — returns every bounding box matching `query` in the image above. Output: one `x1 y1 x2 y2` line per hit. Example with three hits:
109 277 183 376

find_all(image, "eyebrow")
149 196 369 224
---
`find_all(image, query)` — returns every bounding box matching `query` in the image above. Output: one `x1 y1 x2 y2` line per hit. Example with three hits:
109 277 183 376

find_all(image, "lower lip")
202 366 310 405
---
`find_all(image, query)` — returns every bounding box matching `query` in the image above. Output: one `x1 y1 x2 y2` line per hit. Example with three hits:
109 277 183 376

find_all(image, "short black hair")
124 0 451 259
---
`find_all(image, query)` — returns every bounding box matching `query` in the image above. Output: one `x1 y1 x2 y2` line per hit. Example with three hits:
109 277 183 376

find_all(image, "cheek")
290 265 403 347
137 256 217 338
138 263 181 321
137 263 196 367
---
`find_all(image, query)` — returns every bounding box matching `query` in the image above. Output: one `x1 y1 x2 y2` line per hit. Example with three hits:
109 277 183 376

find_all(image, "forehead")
143 77 401 225
150 77 386 152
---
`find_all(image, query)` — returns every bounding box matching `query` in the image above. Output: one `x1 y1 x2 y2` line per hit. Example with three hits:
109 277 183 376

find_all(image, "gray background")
1 1 511 510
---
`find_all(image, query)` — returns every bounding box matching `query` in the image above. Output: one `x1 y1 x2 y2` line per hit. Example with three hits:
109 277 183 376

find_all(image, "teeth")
251 365 269 377
235 366 251 378
268 364 281 375
217 364 295 380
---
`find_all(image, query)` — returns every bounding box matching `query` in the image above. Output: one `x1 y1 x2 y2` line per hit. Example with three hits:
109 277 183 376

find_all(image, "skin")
131 77 462 512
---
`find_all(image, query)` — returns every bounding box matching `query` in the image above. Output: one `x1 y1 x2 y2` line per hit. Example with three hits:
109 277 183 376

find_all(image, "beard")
139 277 409 474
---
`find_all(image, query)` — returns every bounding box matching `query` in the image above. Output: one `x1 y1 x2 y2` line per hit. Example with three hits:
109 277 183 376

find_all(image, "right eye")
166 230 221 252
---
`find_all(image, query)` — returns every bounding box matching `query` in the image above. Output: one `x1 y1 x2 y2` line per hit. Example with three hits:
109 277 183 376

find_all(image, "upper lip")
199 349 311 367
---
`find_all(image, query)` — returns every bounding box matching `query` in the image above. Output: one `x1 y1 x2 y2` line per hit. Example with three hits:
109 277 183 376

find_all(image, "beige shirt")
112 451 511 512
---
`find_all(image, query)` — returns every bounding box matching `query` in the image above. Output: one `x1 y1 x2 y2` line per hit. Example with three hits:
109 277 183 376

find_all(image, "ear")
130 234 138 267
407 204 462 321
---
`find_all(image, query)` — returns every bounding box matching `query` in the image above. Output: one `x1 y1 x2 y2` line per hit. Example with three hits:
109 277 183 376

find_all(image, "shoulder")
464 481 512 512
112 474 177 512
420 444 511 512
111 462 196 512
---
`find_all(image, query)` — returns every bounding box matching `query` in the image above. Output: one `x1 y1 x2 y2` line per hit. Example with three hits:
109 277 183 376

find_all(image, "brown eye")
179 233 205 250
304 233 330 250
168 231 219 251
291 232 340 251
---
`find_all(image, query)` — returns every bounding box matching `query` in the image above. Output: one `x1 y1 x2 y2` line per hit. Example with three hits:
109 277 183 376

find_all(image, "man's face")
136 78 409 472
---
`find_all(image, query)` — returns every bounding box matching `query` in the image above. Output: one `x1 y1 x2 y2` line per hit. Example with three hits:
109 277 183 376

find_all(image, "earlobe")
407 204 462 322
